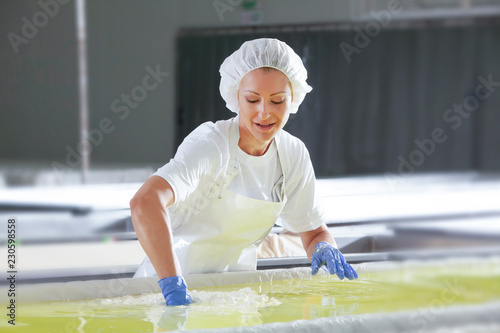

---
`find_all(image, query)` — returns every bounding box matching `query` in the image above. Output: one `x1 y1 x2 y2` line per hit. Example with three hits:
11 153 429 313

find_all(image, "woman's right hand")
158 276 193 306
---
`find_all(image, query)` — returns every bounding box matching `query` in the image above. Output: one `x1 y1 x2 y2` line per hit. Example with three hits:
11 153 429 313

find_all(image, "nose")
257 102 270 120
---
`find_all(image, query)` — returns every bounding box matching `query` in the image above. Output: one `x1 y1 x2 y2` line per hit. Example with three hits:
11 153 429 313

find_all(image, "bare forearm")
131 201 181 279
130 176 181 279
300 224 337 259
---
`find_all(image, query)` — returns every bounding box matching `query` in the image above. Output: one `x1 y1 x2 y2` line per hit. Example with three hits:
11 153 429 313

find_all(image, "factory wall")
0 0 351 170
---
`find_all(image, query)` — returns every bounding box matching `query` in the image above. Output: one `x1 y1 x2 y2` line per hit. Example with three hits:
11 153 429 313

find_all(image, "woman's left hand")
311 242 358 280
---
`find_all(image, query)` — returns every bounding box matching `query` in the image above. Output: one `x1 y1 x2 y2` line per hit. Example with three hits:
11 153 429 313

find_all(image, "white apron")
134 121 287 277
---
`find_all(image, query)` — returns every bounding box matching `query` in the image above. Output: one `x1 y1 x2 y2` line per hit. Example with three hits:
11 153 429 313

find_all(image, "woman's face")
237 68 292 155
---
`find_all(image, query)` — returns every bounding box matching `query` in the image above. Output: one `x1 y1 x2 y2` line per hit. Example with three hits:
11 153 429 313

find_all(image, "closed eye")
272 96 286 104
246 99 259 103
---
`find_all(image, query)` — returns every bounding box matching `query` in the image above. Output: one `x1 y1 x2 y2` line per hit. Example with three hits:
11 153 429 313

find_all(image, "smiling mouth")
255 122 276 130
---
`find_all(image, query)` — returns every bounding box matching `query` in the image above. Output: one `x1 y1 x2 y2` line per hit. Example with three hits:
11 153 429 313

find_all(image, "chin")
254 131 275 142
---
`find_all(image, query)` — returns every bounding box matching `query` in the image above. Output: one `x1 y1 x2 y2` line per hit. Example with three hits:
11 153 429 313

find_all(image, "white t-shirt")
228 140 282 202
153 116 325 233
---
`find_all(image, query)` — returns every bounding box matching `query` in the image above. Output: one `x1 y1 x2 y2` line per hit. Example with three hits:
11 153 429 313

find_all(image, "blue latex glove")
158 276 193 306
311 242 358 280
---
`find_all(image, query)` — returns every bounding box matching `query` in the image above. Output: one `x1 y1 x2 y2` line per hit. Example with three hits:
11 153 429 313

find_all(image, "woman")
130 38 358 306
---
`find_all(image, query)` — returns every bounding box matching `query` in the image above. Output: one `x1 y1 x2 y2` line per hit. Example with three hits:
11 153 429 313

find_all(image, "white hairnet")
219 38 313 114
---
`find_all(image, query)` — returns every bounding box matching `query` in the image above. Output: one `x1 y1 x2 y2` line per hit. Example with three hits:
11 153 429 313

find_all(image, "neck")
238 138 272 156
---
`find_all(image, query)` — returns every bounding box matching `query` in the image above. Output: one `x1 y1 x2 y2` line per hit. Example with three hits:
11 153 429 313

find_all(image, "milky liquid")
3 261 500 332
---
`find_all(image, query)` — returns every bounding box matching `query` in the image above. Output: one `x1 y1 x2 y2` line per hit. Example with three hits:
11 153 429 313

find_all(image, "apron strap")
218 117 240 199
274 133 286 200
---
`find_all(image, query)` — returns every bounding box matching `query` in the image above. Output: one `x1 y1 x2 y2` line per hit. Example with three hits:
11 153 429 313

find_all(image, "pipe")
75 0 90 184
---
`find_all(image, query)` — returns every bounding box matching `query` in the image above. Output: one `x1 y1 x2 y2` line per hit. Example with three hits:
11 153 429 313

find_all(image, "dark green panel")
176 22 500 177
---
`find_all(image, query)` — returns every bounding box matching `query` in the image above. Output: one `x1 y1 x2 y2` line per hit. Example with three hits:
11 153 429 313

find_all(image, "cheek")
239 105 256 124
237 97 248 114
275 104 290 119
278 105 291 125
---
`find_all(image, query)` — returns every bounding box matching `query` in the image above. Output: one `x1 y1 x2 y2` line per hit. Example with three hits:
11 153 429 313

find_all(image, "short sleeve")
276 143 325 233
153 133 223 209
